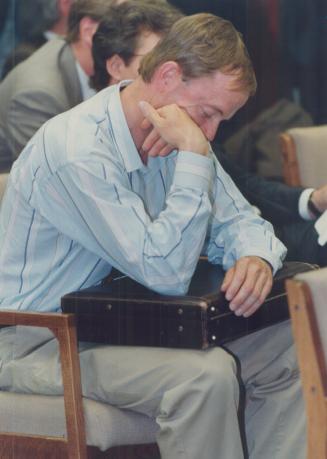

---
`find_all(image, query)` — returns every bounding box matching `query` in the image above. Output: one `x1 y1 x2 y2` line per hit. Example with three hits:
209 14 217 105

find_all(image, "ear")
152 61 183 93
105 54 126 85
78 16 99 48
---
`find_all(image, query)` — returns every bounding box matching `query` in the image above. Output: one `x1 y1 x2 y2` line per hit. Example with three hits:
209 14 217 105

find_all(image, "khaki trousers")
0 320 305 459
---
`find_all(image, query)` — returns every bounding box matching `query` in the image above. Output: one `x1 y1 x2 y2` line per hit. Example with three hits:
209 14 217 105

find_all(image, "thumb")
138 101 161 127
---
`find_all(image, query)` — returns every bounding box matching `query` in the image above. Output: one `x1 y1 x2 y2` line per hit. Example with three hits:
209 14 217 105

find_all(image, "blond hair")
139 13 257 96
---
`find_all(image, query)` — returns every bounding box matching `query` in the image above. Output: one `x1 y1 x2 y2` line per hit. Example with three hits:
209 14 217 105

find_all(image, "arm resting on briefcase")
61 260 318 349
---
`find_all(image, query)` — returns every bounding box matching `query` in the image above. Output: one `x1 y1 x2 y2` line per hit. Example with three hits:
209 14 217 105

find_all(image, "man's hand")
310 185 327 214
221 256 273 318
139 101 209 158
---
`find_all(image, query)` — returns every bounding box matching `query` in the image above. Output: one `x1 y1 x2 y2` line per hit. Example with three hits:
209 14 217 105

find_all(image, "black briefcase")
61 260 317 349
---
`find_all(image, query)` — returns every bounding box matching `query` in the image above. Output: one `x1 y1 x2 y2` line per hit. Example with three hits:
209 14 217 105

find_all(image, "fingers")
141 128 174 158
139 101 208 156
139 101 175 157
158 144 175 157
221 266 236 294
142 128 161 153
222 256 273 318
221 263 247 302
140 117 152 130
139 100 162 129
241 279 272 317
231 269 272 317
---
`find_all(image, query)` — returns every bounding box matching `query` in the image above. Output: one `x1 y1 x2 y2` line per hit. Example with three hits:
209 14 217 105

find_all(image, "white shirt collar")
75 60 96 101
44 30 59 41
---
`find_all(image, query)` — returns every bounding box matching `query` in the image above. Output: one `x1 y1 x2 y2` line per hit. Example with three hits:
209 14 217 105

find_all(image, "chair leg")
51 318 88 459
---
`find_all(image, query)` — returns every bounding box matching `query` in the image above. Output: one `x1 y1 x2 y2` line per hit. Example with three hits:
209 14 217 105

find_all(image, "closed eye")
200 107 213 120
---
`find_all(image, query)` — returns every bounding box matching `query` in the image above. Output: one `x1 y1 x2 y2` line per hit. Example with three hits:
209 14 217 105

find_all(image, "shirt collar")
44 30 59 41
107 80 145 173
75 60 96 101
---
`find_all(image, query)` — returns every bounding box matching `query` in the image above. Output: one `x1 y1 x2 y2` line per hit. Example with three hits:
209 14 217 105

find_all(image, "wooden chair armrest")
0 309 74 329
0 309 87 459
279 132 301 186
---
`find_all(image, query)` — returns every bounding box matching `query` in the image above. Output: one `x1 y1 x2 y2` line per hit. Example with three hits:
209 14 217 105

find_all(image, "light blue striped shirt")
0 82 286 312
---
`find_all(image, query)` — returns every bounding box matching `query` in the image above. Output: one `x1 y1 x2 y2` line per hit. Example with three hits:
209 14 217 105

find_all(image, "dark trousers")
277 221 326 267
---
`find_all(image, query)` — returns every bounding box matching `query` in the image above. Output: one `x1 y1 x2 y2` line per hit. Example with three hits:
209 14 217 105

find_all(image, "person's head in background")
66 0 120 77
1 0 75 78
17 0 75 45
91 0 183 91
5 0 115 79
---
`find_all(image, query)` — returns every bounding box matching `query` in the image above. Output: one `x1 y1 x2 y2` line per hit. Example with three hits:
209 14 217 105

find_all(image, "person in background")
0 0 16 74
90 0 182 91
215 147 327 266
1 43 39 80
16 0 75 46
0 12 306 459
0 0 181 172
0 0 110 171
1 0 75 78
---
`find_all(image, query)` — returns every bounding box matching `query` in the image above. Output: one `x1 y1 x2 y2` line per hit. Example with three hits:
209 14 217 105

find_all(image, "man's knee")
159 348 239 419
177 348 238 398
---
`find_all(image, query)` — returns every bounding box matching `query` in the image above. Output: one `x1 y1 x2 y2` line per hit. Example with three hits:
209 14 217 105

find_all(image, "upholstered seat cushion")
0 391 158 451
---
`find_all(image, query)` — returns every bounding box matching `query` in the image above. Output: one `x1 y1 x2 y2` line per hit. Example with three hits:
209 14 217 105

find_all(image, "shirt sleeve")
298 188 315 220
203 153 287 274
33 144 285 294
34 150 215 295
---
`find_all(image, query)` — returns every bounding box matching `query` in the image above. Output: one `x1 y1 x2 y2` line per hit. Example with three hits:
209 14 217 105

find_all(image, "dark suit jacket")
214 147 304 226
0 38 83 171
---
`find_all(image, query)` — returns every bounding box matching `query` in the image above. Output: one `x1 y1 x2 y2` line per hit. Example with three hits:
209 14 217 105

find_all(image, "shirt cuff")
174 151 214 193
299 188 315 220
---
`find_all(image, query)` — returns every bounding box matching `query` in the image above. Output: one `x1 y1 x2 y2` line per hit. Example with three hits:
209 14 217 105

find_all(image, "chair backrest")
280 125 327 187
0 173 9 202
286 268 327 459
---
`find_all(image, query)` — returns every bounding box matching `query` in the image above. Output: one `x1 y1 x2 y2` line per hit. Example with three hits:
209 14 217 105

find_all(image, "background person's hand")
310 185 327 214
139 101 209 158
221 256 273 317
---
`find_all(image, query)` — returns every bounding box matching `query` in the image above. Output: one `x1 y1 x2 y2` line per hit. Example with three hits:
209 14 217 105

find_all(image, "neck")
120 79 156 155
50 18 68 37
71 41 93 76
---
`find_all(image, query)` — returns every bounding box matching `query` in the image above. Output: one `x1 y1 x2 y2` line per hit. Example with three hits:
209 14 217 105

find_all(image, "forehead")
186 70 249 118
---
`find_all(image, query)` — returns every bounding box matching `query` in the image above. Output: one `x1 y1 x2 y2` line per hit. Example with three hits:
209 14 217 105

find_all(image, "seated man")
215 147 327 266
90 6 327 269
0 0 181 171
0 13 305 459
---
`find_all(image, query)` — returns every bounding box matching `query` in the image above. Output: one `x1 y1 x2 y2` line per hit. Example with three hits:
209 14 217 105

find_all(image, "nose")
202 118 220 141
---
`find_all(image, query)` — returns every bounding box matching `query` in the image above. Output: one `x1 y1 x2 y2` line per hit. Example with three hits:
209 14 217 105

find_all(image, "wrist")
179 139 209 156
308 191 323 218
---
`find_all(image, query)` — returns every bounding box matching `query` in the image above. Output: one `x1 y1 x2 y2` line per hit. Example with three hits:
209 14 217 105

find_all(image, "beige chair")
0 173 9 202
286 268 327 459
279 125 327 187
